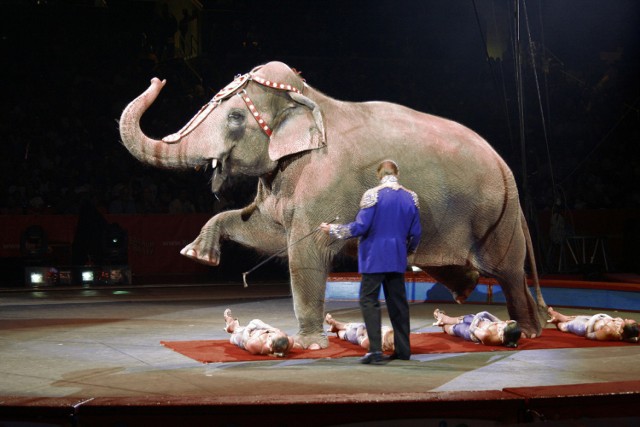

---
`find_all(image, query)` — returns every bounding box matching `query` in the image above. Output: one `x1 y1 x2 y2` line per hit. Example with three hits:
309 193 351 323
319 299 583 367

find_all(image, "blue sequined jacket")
330 176 421 274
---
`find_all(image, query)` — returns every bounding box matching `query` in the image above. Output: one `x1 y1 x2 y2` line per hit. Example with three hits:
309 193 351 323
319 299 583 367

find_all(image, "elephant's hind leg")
495 268 542 338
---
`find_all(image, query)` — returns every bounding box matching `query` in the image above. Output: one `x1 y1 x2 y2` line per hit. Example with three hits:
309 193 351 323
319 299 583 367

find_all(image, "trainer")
321 160 421 364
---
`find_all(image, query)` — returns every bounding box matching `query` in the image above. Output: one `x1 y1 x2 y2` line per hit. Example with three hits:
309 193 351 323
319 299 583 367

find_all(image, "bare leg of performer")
224 308 240 333
325 313 348 333
433 308 465 335
547 306 576 324
547 306 583 333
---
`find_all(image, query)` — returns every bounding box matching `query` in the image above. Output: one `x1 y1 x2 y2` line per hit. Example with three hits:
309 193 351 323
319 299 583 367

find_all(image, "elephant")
119 61 547 349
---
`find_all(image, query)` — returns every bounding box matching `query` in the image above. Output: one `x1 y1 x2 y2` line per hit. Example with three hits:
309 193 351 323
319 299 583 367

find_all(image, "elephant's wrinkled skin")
119 61 546 349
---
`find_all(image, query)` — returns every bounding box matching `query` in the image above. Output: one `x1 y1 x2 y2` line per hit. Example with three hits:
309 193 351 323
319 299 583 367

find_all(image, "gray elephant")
119 61 546 349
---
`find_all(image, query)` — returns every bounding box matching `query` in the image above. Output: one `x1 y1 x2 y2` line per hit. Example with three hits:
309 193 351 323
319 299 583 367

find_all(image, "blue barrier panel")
326 280 493 303
326 279 640 311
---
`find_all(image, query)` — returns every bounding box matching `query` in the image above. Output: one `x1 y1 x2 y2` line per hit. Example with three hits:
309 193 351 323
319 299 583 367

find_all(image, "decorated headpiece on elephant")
120 61 546 349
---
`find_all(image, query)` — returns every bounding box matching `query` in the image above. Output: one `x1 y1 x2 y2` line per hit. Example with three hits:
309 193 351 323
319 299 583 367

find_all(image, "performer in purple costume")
547 307 639 342
433 309 522 348
321 160 421 364
325 313 395 352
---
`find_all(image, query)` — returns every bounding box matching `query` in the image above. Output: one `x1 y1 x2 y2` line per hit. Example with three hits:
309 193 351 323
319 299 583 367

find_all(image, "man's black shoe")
389 353 411 361
359 352 389 365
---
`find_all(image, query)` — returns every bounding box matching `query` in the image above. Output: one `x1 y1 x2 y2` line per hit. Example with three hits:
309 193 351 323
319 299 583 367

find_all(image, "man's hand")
319 223 331 234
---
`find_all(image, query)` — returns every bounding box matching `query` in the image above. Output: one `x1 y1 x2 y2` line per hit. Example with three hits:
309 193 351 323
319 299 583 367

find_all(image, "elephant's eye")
228 110 245 126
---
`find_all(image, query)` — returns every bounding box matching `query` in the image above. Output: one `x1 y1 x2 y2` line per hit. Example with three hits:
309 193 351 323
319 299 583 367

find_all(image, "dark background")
1 0 639 277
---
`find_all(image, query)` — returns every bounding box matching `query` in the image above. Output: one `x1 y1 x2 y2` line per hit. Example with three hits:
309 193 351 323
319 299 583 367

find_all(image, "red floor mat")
161 328 632 364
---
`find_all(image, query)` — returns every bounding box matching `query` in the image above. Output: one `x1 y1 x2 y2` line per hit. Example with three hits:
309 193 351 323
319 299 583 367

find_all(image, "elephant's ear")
268 92 326 161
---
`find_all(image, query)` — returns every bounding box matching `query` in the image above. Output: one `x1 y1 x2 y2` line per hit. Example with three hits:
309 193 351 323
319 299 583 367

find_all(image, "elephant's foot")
517 321 542 339
453 290 473 304
294 332 329 350
180 241 221 266
507 296 546 339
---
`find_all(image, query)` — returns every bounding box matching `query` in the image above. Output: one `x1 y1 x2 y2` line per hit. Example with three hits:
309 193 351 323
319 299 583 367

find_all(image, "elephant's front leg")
181 206 285 266
288 238 332 350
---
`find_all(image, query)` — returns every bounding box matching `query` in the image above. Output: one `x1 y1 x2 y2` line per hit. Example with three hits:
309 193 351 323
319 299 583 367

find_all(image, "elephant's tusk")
195 158 217 173
211 158 227 194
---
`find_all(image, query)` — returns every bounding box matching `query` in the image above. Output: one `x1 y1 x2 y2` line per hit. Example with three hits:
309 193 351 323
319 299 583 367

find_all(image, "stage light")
21 225 52 286
30 272 44 284
25 266 59 287
81 270 94 282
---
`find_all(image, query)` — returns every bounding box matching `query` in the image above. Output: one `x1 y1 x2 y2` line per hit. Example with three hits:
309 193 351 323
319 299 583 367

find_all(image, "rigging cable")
513 0 528 198
522 0 557 196
470 0 515 153
537 0 553 154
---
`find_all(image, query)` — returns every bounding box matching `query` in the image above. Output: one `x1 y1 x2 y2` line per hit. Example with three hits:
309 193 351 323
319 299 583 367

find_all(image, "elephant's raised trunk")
119 78 207 170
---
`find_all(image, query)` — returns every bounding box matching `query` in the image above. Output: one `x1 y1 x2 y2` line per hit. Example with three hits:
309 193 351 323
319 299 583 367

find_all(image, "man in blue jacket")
321 160 421 364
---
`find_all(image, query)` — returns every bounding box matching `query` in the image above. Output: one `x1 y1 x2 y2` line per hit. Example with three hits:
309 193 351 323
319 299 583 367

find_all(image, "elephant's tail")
521 210 546 310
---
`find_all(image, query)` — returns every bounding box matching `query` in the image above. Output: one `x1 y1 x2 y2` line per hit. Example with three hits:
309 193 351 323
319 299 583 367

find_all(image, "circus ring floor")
1 273 639 427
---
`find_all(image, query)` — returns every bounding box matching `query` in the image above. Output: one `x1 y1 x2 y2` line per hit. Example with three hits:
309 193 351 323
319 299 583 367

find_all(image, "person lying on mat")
325 313 395 352
433 309 522 348
546 307 639 343
224 309 297 357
